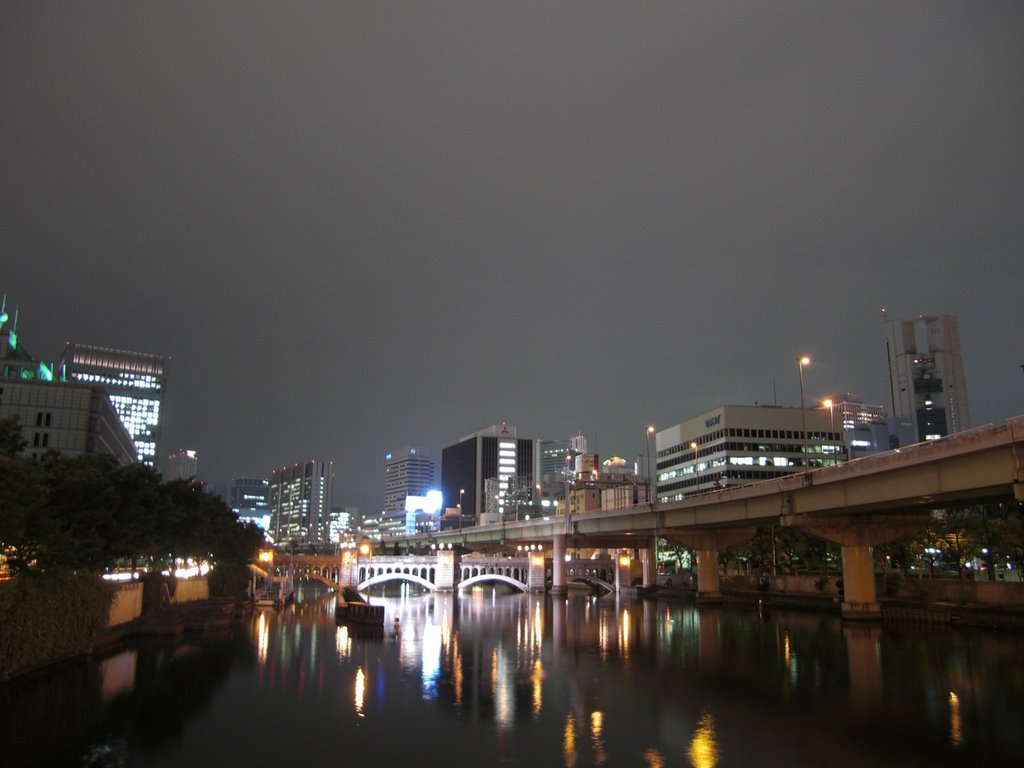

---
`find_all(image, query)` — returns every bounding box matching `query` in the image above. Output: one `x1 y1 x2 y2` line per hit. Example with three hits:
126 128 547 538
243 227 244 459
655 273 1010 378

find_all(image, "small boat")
335 586 385 627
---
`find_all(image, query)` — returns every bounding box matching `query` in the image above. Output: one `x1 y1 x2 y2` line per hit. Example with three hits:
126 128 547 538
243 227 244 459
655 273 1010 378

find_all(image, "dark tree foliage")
0 415 27 456
0 449 263 578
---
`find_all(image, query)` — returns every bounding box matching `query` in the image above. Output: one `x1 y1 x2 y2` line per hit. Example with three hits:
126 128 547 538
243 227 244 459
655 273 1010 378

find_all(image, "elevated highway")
396 416 1024 619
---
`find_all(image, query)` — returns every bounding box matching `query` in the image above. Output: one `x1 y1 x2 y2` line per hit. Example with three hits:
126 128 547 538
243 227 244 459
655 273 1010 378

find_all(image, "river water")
3 582 1023 767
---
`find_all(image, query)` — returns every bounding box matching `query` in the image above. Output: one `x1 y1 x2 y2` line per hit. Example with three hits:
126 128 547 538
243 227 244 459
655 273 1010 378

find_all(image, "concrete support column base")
551 534 567 595
696 548 720 600
841 601 882 621
841 544 880 621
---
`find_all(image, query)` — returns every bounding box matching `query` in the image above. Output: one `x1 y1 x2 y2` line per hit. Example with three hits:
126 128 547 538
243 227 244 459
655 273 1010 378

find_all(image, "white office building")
655 405 843 503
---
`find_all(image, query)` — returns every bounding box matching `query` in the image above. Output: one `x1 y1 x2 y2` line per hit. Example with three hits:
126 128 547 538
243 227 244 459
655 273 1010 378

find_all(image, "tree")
0 415 27 456
0 452 47 574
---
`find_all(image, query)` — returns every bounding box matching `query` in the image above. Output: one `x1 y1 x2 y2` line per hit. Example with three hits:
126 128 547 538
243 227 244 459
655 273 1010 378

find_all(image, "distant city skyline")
3 3 1021 518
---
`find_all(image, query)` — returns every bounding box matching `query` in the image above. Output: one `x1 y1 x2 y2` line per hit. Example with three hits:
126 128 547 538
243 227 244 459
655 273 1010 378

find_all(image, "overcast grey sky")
3 2 1022 516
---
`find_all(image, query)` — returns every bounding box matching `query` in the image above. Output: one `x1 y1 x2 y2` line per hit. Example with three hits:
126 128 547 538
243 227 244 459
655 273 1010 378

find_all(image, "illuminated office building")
0 378 136 464
230 476 271 529
269 459 333 545
441 423 538 526
1 300 135 463
655 405 843 503
383 446 435 514
58 342 168 467
884 314 971 441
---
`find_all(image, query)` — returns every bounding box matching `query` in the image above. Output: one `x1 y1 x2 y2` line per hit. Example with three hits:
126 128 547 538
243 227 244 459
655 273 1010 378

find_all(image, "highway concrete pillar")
696 549 722 603
841 544 881 620
551 534 567 595
642 538 658 588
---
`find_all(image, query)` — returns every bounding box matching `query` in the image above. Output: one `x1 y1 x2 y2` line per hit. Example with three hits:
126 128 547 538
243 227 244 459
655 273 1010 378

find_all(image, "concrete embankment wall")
106 582 144 627
171 578 209 604
891 577 1024 608
724 574 1024 609
105 577 210 628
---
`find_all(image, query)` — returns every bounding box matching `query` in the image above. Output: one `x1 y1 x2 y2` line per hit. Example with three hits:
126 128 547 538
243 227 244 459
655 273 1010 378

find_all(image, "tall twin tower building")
883 313 970 442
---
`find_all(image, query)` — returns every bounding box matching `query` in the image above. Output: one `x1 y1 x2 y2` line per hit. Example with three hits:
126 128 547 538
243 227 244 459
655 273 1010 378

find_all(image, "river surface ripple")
4 583 1023 767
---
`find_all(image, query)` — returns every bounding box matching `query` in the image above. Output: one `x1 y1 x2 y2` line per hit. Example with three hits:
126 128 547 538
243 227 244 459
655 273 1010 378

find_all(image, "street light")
822 398 835 434
822 398 836 463
459 488 465 530
798 355 811 470
645 425 656 507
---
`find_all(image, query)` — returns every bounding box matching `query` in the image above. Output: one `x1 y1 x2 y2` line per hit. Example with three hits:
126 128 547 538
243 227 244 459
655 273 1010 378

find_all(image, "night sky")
3 2 1022 517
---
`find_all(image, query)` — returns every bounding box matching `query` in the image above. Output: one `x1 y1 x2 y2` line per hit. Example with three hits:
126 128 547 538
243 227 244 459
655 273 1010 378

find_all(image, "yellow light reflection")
563 713 578 768
642 748 665 768
256 611 269 664
687 710 719 768
531 658 544 717
335 624 351 659
590 710 607 764
354 667 365 717
491 647 499 699
619 608 631 658
454 636 464 708
532 600 544 652
598 613 609 657
949 691 963 746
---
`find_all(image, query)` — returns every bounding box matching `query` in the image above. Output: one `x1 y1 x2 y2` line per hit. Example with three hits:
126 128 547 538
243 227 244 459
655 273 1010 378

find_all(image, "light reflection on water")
3 583 1023 766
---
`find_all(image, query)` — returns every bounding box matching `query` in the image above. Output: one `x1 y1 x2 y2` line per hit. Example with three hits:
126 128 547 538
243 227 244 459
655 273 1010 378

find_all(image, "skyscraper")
269 459 333 545
884 314 970 441
441 423 538 526
165 449 198 481
230 476 271 528
58 342 168 467
383 446 436 514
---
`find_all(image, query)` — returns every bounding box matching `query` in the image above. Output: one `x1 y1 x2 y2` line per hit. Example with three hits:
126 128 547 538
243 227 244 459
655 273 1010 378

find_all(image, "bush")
207 562 251 598
0 571 114 680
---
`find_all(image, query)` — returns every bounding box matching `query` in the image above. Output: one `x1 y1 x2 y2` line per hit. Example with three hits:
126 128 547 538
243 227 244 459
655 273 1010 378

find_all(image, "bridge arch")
294 572 343 591
358 572 437 592
458 573 528 592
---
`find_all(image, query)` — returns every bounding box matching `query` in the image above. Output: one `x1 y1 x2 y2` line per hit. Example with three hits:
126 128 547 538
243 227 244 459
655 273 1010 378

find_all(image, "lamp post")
646 425 657 578
822 398 835 435
690 441 699 491
645 425 656 507
798 355 811 470
822 398 836 463
458 488 465 530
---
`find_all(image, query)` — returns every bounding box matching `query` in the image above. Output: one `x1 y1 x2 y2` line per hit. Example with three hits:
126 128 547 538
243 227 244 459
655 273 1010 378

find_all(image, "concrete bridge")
391 416 1024 619
274 553 625 594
